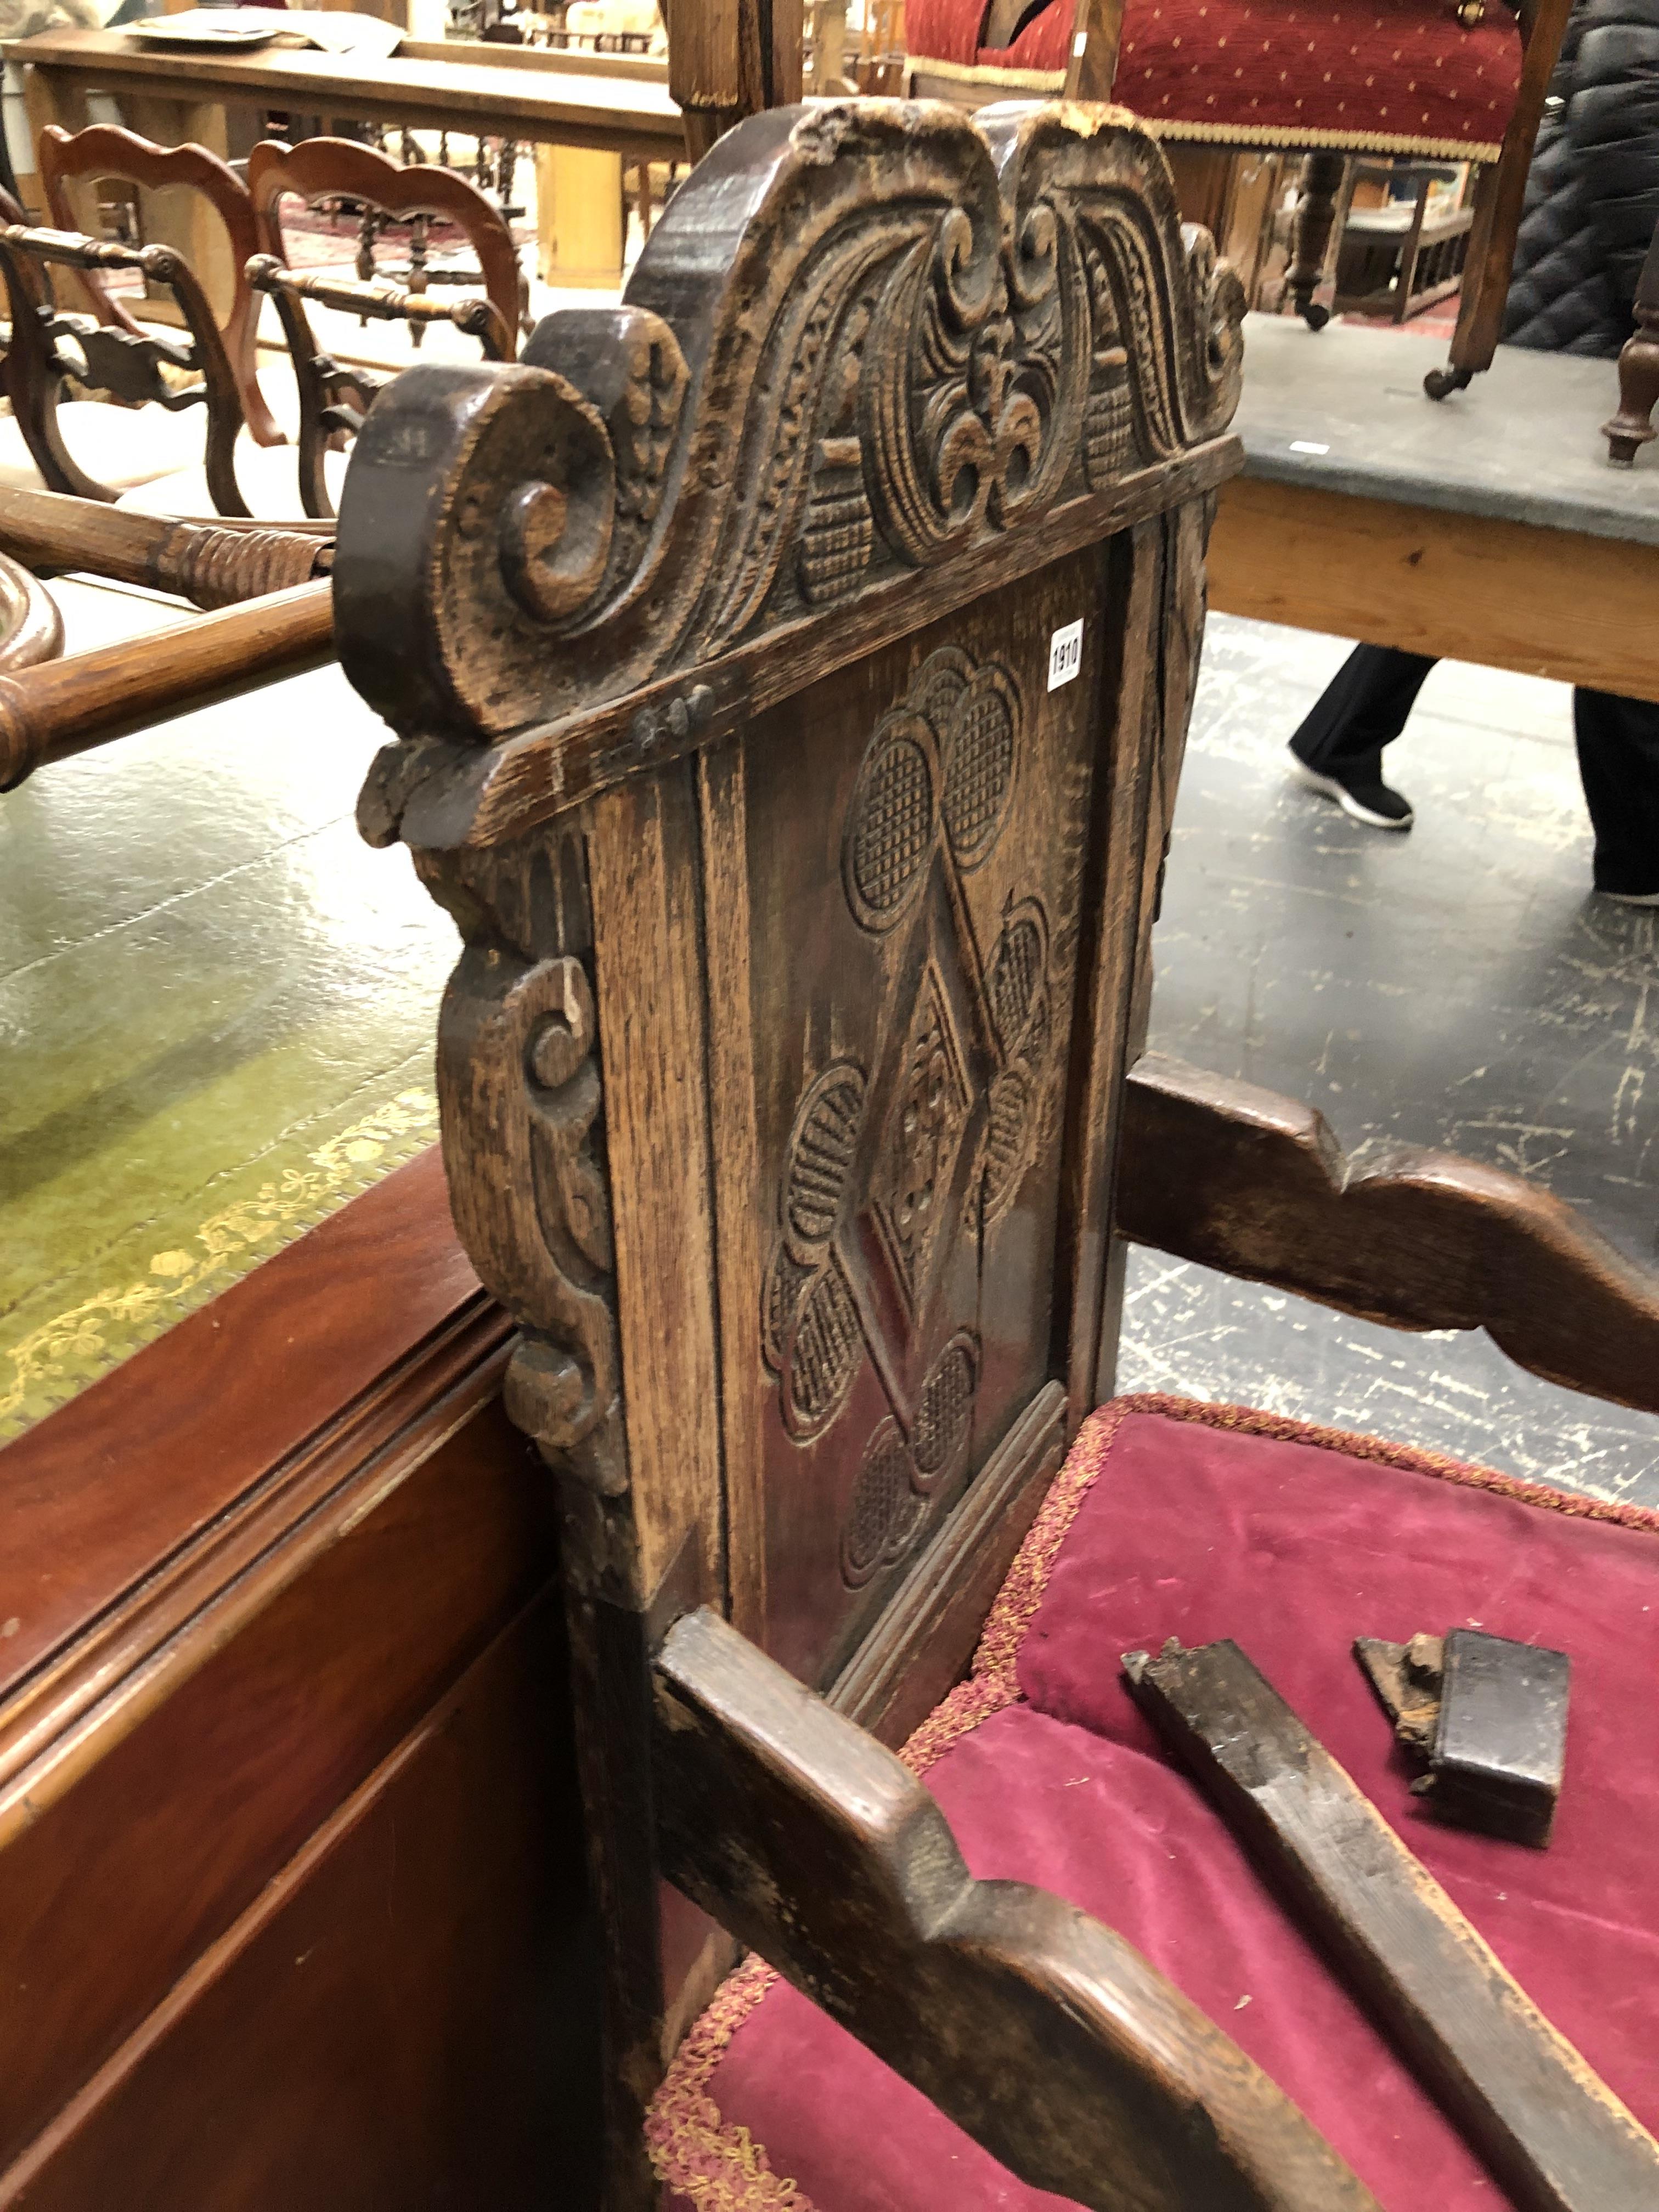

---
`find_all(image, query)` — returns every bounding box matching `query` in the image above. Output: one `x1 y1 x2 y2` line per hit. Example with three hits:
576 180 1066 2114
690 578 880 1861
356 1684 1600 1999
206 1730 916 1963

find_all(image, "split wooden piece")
1356 1627 1570 1848
655 1607 1381 2212
1124 1638 1659 2212
0 486 331 611
1353 1630 1445 1752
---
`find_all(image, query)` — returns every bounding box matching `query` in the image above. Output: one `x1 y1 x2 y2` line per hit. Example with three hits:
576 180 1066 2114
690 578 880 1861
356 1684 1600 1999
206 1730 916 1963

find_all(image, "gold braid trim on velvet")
905 59 1505 160
1141 114 1504 160
906 55 1067 90
645 1393 1659 2207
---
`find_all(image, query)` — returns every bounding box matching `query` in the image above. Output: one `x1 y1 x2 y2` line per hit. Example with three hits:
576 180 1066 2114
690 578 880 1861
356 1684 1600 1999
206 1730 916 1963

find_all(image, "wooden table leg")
15 63 91 219
534 142 625 291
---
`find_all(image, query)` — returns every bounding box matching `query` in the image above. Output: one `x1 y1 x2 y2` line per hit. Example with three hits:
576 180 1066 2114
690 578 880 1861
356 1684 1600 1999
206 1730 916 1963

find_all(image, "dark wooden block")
1432 1627 1570 1849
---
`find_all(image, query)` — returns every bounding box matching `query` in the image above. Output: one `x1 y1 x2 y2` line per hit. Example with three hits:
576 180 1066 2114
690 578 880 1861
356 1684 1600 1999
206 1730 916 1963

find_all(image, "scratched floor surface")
1124 613 1659 1507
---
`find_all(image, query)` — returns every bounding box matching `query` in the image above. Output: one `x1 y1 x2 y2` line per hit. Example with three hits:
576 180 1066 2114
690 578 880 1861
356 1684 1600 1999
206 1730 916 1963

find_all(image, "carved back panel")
336 95 1243 2199
736 556 1101 1681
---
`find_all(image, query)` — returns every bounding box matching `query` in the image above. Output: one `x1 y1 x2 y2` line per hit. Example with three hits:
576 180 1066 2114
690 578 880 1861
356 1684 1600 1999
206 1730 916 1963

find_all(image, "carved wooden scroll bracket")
338 99 1245 854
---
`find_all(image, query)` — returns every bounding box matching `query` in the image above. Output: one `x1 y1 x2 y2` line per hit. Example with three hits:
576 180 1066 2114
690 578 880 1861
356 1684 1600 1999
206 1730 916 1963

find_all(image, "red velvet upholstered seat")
648 1394 1659 2209
906 0 1522 160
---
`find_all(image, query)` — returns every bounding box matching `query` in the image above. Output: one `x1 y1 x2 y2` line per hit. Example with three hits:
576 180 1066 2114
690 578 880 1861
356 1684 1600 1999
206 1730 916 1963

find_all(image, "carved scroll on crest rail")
340 97 1245 831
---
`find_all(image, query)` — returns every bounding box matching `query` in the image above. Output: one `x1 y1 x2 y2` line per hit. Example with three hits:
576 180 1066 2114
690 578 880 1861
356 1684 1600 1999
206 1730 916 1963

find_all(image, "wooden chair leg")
1603 301 1659 466
1284 151 1345 331
1603 217 1659 465
1426 0 1576 400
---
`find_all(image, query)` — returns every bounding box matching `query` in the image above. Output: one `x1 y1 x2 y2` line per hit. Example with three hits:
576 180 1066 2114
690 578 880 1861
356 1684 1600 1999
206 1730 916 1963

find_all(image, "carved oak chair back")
36 123 279 448
336 91 1659 2211
337 95 1257 2204
0 218 252 515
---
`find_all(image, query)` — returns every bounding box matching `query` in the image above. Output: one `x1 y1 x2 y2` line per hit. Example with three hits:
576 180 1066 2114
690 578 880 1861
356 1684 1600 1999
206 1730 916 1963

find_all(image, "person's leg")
1573 688 1659 901
1288 645 1438 831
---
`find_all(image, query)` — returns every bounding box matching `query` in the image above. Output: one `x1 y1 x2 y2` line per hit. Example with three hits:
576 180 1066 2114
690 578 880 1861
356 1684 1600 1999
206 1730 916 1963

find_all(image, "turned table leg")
1284 149 1345 331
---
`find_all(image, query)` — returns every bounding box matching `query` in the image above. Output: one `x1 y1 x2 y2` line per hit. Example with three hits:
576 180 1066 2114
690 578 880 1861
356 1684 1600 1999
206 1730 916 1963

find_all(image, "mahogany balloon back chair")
37 122 281 447
904 0 1572 397
334 97 1659 2212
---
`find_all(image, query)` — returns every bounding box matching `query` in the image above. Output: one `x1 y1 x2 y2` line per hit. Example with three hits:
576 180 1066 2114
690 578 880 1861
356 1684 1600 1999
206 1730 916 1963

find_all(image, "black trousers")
1290 645 1659 896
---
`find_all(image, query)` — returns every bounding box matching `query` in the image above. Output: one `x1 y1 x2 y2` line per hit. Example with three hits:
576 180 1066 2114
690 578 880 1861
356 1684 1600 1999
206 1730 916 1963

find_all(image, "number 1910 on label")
1047 619 1083 692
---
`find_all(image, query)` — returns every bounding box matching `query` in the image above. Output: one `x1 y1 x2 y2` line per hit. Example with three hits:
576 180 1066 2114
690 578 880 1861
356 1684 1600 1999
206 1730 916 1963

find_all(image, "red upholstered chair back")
905 0 1570 386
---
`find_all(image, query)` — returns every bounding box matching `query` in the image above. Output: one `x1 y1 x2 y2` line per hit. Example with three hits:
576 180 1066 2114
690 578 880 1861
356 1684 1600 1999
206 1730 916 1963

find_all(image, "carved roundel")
842 648 1022 934
842 1417 925 1588
940 663 1019 866
986 900 1049 1056
844 713 937 930
765 1058 871 1441
783 1060 867 1260
912 1330 978 1487
787 1258 863 1437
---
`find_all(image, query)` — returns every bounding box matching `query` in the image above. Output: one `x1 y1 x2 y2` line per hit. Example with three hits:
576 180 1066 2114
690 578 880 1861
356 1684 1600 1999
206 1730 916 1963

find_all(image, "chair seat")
907 0 1522 160
0 400 209 495
649 1393 1659 2210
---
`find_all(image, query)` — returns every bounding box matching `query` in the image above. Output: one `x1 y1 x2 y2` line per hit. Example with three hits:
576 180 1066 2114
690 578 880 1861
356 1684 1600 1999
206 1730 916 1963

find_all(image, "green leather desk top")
1 577 455 1441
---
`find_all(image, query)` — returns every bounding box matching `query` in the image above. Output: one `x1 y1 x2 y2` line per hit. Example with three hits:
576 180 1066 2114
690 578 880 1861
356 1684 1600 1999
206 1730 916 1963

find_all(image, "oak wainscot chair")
903 0 1571 396
332 97 1659 2211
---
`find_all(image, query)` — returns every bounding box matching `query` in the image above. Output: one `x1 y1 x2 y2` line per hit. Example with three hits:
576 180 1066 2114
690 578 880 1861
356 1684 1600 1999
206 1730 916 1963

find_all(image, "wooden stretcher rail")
1118 1054 1659 1415
0 580 334 789
0 487 331 609
246 256 512 361
1127 1639 1659 2212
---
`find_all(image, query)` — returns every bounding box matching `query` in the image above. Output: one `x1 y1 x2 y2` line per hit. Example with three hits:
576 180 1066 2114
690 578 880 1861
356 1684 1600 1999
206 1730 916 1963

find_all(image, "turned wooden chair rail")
247 257 511 522
0 486 330 608
0 580 332 790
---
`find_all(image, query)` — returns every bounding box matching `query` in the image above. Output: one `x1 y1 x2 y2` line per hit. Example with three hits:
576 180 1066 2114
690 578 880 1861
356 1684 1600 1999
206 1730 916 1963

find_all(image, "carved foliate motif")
762 645 1057 1585
340 98 1245 796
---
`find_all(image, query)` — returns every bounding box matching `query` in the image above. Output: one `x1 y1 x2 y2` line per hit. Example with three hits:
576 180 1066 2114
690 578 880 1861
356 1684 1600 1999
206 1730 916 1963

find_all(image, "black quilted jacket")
1504 0 1659 354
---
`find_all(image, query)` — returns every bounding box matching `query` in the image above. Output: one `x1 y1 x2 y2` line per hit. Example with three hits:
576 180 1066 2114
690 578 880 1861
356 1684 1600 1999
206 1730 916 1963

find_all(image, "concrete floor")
1123 612 1659 1506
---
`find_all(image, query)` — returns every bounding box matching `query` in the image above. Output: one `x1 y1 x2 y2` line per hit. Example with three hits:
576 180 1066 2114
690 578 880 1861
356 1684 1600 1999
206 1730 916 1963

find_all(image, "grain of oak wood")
654 1607 1383 2212
1117 1054 1659 1415
1207 474 1659 707
1125 1638 1659 2212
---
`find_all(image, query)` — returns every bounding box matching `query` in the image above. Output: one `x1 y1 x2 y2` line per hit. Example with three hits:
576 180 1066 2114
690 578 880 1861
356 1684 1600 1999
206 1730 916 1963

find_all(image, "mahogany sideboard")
0 1146 601 2209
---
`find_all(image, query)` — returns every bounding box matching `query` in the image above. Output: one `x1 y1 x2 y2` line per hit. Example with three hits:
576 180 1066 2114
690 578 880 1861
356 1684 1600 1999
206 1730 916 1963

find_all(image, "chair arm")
653 1607 1380 2212
1118 1054 1659 1415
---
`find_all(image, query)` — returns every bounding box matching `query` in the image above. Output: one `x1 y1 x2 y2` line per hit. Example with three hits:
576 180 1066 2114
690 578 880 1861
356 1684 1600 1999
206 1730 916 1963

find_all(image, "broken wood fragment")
1124 1636 1659 2212
1356 1627 1568 1847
